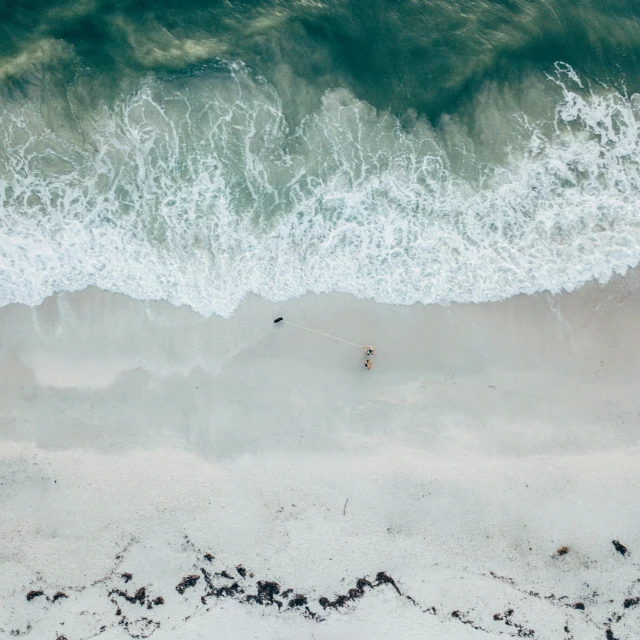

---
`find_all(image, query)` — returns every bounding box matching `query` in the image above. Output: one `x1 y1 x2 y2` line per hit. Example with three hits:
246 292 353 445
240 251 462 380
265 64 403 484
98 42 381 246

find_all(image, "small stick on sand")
343 498 349 516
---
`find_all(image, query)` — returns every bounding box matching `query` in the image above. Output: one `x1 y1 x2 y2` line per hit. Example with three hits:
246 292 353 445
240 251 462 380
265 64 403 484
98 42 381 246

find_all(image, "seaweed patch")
175 575 200 595
14 539 640 639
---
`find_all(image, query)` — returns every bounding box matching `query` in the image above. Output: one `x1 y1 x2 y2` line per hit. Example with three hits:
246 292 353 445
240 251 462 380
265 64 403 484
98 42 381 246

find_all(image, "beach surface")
1 274 640 639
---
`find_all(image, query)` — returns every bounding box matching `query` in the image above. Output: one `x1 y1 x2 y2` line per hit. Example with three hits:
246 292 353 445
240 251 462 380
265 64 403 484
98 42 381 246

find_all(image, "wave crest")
1 63 639 316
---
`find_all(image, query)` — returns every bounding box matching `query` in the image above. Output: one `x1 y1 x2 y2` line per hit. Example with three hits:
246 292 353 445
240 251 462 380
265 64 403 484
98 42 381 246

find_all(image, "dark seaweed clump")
175 575 200 595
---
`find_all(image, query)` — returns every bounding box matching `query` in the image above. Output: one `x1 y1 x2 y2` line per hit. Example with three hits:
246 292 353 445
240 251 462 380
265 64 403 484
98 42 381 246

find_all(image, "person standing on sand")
364 345 375 370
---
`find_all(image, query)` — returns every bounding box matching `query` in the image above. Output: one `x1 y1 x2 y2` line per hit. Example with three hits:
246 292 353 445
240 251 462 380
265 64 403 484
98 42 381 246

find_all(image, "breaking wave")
1 62 640 316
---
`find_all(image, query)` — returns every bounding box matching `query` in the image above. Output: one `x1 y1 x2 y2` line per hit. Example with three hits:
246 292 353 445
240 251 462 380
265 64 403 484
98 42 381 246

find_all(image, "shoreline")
1 274 640 639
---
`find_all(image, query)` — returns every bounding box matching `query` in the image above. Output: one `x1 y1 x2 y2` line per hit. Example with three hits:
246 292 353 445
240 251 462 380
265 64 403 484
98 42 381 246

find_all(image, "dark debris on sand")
30 544 640 638
110 587 147 606
117 614 160 639
450 609 496 634
318 573 400 610
195 560 406 623
612 540 629 556
488 608 534 637
175 575 200 595
247 581 282 607
211 581 242 599
288 594 308 608
200 566 243 602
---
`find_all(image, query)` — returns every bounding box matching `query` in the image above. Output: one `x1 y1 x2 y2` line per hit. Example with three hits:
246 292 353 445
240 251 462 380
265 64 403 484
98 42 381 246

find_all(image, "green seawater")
2 0 640 120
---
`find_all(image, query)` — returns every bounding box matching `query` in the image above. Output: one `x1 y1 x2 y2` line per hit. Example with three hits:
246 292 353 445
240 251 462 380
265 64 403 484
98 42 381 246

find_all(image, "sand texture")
1 275 640 639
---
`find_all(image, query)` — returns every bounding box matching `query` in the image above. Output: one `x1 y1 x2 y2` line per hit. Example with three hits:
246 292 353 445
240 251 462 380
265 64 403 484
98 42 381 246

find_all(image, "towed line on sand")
274 317 369 350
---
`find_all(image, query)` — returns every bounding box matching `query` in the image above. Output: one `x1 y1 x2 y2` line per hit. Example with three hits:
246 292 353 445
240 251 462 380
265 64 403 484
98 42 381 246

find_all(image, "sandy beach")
3 3 640 638
1 273 640 639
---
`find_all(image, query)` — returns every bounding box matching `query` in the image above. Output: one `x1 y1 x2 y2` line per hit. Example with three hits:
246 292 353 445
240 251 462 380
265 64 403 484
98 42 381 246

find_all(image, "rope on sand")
273 317 365 349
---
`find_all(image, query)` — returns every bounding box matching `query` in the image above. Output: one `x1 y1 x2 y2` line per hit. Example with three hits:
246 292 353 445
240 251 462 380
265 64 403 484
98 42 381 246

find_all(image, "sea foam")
1 62 639 316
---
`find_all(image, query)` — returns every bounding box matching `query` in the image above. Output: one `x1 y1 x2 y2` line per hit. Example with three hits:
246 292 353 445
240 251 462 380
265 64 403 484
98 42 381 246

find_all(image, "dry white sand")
1 274 640 639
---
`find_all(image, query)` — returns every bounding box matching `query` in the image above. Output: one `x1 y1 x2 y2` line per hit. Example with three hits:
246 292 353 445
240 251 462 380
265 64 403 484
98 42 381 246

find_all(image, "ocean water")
2 1 640 315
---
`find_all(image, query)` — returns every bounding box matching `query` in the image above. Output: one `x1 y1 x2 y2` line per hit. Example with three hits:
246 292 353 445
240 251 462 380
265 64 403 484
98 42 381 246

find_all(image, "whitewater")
1 62 639 316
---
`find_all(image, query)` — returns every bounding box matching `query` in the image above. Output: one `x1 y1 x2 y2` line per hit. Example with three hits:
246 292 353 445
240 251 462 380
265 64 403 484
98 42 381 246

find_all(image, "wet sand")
1 274 640 639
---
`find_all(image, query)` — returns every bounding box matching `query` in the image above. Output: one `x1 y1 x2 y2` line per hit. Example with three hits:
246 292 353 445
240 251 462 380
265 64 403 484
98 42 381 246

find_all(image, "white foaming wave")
1 62 640 316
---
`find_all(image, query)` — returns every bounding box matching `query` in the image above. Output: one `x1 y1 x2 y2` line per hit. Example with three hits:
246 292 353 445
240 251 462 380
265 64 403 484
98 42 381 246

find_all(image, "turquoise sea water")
2 0 640 315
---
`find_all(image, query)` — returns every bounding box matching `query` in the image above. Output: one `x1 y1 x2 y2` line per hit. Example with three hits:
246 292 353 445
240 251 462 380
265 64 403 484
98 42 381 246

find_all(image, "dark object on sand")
274 317 283 323
573 602 585 610
318 572 400 610
612 540 628 556
288 594 308 608
557 546 569 556
247 581 281 606
176 575 200 594
26 590 45 601
110 587 147 606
